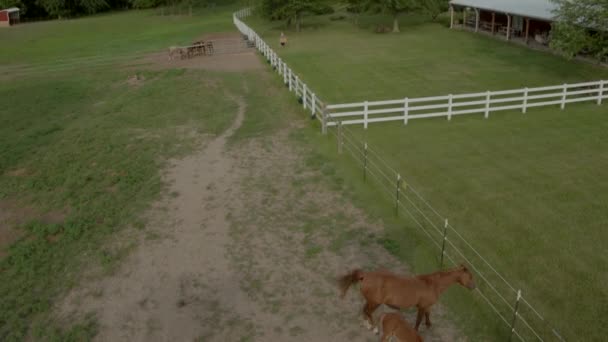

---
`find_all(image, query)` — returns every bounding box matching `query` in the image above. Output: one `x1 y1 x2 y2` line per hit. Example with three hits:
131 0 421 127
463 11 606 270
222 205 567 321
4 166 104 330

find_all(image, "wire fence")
237 7 568 341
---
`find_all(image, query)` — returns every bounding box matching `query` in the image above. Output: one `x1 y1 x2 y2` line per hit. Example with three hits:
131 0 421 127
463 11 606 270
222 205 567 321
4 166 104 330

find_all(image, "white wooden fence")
327 80 607 128
233 8 326 123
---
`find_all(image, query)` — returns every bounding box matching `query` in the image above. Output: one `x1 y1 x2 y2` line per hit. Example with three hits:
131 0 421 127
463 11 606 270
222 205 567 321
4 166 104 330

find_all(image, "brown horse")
378 312 423 342
339 265 475 331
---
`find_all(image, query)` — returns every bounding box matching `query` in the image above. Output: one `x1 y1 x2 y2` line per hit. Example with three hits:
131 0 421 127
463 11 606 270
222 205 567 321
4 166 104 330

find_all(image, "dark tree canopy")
260 0 332 32
551 0 608 62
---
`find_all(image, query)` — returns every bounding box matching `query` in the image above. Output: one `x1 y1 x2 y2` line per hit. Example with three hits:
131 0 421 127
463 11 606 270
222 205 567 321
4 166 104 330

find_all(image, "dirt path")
59 93 463 341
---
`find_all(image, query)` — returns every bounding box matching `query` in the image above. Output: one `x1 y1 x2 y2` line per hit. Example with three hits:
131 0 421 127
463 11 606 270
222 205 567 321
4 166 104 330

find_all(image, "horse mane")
416 265 466 284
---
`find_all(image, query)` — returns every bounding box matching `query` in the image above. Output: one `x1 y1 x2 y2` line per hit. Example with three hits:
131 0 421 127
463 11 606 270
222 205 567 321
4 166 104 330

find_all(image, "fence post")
303 83 308 109
364 101 369 129
363 143 368 182
448 94 453 121
561 83 567 110
440 219 448 267
509 290 522 342
321 105 328 134
485 91 491 119
522 88 528 114
338 121 343 154
599 80 604 105
311 93 317 118
404 97 409 125
294 75 299 95
288 69 293 91
283 63 288 84
395 174 401 216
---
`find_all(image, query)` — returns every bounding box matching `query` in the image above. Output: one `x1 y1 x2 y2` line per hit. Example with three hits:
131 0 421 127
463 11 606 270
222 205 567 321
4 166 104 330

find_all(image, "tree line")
259 0 607 62
259 0 449 33
0 0 235 19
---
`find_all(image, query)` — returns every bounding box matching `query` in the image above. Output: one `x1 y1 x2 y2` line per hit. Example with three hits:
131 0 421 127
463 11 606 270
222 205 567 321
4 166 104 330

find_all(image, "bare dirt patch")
139 51 263 72
57 87 462 340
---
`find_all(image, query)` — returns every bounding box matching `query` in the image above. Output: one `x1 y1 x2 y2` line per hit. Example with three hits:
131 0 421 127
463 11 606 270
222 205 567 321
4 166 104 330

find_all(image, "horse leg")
424 310 432 328
415 308 424 331
362 302 379 330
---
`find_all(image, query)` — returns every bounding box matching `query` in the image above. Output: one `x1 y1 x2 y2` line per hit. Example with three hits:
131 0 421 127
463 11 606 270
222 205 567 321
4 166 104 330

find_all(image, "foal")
339 265 475 330
378 312 423 342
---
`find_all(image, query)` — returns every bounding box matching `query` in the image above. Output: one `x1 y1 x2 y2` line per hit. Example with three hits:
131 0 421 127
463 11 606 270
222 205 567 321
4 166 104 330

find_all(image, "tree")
260 0 330 32
364 0 418 32
418 0 448 21
551 0 608 61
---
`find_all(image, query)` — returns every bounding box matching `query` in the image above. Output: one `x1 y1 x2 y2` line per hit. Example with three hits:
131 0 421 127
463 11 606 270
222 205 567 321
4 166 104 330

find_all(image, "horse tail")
338 269 364 298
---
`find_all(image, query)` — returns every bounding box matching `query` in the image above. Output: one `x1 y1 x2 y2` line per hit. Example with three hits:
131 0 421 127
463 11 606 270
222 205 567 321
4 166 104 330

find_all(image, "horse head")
456 264 476 290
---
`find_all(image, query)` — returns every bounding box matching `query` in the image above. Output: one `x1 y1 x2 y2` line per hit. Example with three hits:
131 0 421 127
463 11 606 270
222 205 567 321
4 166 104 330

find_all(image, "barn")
449 0 556 46
0 7 20 27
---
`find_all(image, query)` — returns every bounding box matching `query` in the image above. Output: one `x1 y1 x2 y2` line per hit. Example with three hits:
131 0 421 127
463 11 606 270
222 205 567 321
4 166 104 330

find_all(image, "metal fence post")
338 121 343 154
522 88 528 114
395 174 401 216
509 290 522 342
599 80 604 105
363 143 368 182
404 97 409 125
561 83 567 110
440 219 448 267
485 91 491 119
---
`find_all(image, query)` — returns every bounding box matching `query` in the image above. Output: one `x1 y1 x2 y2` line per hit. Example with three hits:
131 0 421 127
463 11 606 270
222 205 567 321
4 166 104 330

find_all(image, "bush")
329 14 346 21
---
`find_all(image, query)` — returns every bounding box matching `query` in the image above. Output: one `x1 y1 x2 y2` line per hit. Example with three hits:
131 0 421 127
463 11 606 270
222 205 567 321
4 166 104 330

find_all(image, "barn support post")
525 18 531 44
403 97 409 125
598 80 605 105
485 91 491 118
509 290 522 342
561 83 567 110
475 9 480 32
491 12 496 34
462 9 467 29
450 5 454 29
440 219 448 267
506 14 512 41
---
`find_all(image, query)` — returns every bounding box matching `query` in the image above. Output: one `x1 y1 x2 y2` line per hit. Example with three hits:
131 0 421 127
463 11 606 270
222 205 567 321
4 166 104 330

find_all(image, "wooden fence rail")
327 80 607 128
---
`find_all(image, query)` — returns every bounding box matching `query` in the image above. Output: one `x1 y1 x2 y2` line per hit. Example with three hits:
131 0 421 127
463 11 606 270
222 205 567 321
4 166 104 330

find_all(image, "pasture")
247 10 608 342
0 7 260 340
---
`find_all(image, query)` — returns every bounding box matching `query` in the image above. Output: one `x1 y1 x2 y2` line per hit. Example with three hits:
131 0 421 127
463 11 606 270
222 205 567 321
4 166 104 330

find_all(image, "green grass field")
0 6 282 340
248 13 608 103
247 10 608 341
2 5 606 341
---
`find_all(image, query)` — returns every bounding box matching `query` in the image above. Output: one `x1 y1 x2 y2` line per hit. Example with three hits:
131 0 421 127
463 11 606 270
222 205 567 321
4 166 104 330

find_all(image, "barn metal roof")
450 0 557 21
1 7 20 13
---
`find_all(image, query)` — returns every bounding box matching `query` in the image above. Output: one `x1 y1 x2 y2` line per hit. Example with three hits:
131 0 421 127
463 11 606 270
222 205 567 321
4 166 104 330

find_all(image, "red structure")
0 7 20 27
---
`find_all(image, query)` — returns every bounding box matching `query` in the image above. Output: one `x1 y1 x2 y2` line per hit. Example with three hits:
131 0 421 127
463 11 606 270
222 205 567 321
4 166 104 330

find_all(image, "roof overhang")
450 0 556 22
